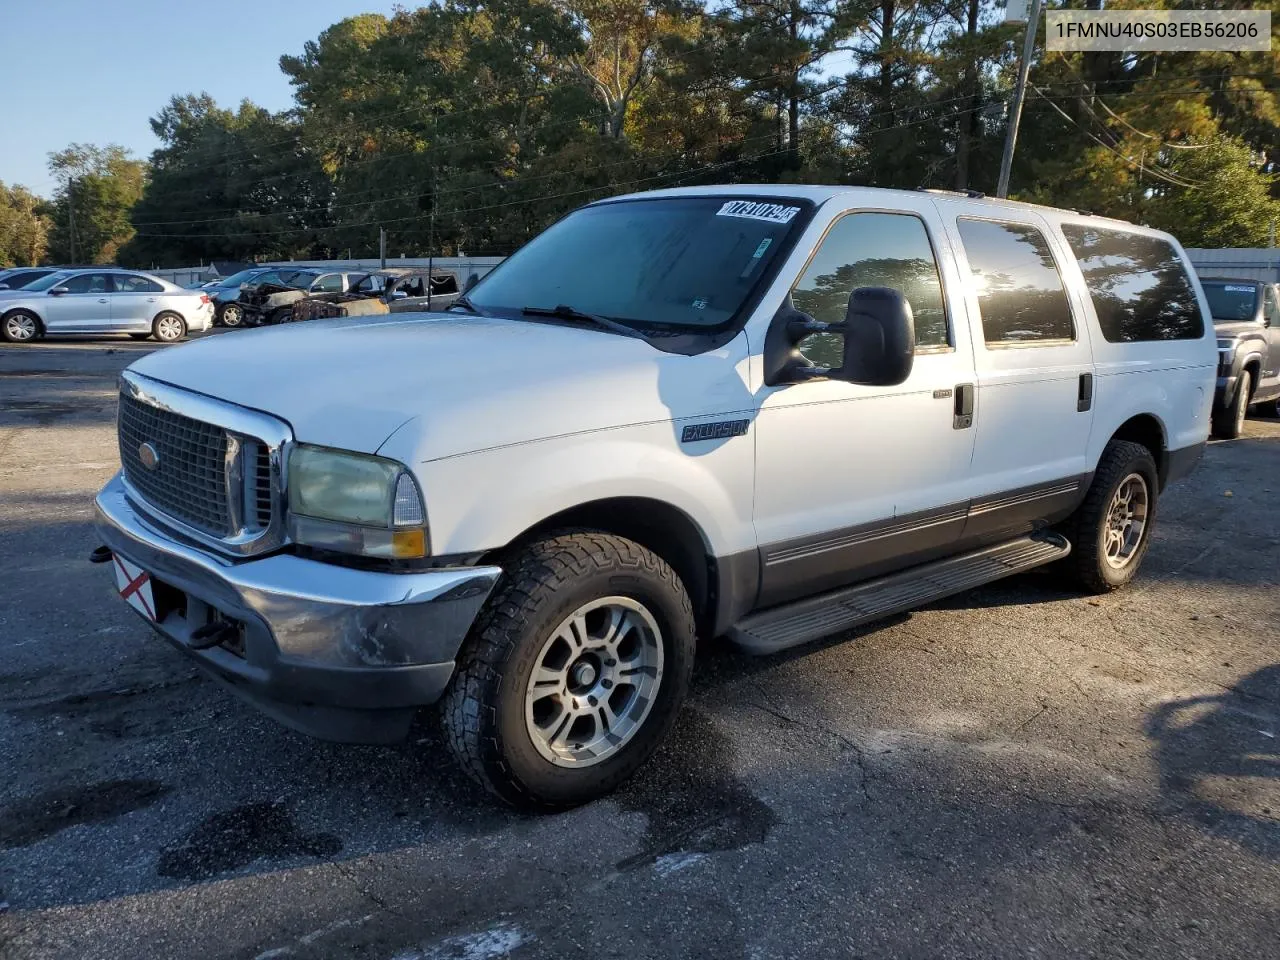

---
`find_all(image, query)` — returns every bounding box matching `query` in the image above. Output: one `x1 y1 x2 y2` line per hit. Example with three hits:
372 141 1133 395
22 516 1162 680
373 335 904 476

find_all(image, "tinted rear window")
1059 224 1204 342
956 218 1075 344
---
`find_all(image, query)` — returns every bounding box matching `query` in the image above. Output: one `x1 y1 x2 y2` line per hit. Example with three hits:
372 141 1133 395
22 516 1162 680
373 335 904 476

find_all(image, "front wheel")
1 310 41 343
442 532 696 809
152 312 187 343
1061 440 1159 594
1212 370 1251 439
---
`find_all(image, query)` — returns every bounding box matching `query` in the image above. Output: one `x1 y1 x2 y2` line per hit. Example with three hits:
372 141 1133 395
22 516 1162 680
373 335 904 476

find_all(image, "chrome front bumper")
94 472 502 743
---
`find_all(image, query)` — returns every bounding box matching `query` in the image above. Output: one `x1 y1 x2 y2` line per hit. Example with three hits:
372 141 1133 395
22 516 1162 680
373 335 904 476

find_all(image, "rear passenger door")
109 274 165 330
942 210 1096 539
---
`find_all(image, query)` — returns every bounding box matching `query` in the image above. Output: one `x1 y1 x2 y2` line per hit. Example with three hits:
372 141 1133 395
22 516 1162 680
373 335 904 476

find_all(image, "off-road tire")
1061 440 1159 594
1 310 42 343
151 312 187 343
1212 369 1251 439
441 531 696 810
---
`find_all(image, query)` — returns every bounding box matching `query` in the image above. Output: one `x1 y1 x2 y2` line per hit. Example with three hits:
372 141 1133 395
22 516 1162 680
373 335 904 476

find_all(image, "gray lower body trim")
1164 441 1206 488
754 475 1088 610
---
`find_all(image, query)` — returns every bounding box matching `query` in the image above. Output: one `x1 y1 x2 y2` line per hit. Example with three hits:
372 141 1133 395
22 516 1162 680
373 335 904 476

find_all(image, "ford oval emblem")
138 442 160 471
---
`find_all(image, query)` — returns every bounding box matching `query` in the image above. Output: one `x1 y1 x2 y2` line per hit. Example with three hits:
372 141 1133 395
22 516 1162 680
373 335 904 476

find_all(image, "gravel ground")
0 336 1277 960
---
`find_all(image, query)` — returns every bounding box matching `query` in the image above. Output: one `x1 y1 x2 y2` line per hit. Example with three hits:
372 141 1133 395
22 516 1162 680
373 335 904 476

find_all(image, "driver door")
752 200 979 607
42 272 113 332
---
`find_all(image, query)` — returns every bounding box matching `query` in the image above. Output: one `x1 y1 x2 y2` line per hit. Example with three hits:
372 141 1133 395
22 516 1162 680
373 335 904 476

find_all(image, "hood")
127 313 752 459
1213 320 1263 339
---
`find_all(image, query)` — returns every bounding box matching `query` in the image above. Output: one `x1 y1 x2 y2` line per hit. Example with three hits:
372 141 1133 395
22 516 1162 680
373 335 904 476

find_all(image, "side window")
1265 287 1280 327
792 211 949 366
1059 224 1204 342
61 273 111 294
956 218 1074 345
314 274 344 293
431 274 460 295
114 274 163 293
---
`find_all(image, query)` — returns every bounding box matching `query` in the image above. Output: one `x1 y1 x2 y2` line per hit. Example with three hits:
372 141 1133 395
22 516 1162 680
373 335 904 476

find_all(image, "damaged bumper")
94 472 502 743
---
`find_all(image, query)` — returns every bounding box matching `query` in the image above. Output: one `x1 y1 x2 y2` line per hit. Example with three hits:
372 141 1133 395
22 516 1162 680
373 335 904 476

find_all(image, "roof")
602 183 1144 230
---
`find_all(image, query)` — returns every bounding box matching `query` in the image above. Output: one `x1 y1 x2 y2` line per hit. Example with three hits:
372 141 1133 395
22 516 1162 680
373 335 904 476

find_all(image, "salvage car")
288 269 463 321
239 268 375 325
94 185 1215 808
1200 278 1280 437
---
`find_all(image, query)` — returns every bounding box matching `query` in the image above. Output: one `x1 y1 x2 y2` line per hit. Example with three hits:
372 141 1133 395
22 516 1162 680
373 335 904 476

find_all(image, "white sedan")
0 269 215 343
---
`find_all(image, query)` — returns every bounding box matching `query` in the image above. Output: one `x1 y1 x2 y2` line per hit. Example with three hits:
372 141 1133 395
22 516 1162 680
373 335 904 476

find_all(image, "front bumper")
95 472 502 743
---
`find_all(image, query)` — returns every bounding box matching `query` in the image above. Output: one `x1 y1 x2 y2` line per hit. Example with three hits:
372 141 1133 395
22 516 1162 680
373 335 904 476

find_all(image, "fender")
414 420 757 560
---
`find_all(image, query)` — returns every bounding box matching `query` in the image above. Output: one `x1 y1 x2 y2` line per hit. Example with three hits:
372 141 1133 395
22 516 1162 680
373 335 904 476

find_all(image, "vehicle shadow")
1145 664 1280 859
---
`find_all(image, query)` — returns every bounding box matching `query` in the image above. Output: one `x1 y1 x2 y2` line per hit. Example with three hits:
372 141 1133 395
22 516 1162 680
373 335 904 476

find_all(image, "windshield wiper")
520 304 648 340
445 294 489 316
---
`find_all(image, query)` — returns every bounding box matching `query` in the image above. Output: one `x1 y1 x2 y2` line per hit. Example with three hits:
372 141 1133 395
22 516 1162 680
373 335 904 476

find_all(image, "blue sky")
0 0 397 196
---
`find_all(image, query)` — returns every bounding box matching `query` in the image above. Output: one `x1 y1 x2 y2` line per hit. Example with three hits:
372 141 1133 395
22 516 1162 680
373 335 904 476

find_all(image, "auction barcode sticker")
717 201 801 224
1047 10 1271 52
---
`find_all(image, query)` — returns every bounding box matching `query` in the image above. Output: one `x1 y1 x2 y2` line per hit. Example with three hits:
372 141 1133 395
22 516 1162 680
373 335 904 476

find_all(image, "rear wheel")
1212 369 1251 439
442 532 696 809
152 312 187 343
1061 440 1159 593
1 310 41 343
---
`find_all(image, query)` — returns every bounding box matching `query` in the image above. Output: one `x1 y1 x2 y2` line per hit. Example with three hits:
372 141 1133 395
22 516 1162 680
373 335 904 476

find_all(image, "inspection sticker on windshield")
717 201 800 224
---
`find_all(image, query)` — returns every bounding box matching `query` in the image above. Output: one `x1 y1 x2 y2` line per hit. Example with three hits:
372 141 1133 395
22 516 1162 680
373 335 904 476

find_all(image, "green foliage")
0 182 50 267
32 0 1280 264
45 144 145 264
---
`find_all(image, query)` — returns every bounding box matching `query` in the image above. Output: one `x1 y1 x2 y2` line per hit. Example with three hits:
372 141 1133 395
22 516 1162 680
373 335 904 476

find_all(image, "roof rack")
916 187 986 200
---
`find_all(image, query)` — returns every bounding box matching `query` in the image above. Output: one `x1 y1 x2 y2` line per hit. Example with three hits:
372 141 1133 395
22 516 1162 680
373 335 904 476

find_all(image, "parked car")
94 185 1214 808
0 268 215 343
0 267 67 291
288 268 463 321
203 267 277 328
239 269 376 325
1200 278 1280 437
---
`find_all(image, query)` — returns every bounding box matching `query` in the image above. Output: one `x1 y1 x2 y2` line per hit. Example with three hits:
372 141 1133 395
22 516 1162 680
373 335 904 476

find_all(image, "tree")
45 144 145 264
0 183 50 267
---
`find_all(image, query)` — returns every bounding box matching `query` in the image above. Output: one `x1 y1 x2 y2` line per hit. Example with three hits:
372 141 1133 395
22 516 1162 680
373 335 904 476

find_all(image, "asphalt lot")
0 336 1278 960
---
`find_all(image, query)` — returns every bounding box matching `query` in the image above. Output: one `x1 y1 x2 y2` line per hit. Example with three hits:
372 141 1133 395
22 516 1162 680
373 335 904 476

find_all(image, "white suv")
94 185 1215 807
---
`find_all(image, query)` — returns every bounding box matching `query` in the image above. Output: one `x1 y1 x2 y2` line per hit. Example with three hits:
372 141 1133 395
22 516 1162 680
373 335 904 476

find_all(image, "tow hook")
89 545 112 564
189 620 239 651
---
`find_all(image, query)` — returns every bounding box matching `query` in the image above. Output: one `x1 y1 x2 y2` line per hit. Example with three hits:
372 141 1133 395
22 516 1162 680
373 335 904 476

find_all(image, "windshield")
219 268 264 287
467 196 809 329
282 270 320 288
23 271 72 292
1202 282 1259 322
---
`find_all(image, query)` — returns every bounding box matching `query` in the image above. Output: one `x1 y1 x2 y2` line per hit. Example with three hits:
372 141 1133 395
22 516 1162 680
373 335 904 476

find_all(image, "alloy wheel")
156 316 184 341
4 315 36 341
1103 473 1150 569
524 596 664 768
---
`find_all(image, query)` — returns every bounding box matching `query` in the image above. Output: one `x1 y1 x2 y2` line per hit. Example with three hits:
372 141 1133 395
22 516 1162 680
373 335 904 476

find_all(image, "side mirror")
48 286 69 296
464 272 480 293
837 287 915 386
763 287 915 387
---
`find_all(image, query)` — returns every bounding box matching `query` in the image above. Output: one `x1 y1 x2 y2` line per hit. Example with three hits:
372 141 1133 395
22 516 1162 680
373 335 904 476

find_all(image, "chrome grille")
119 393 232 536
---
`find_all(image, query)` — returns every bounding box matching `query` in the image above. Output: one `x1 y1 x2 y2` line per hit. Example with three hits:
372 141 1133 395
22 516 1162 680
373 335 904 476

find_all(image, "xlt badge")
681 419 750 443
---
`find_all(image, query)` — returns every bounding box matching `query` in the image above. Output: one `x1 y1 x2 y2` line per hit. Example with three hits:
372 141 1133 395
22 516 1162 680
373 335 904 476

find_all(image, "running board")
729 533 1071 655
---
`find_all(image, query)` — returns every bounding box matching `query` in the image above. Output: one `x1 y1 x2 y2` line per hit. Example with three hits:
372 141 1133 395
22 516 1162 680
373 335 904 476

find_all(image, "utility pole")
379 226 387 269
68 178 77 265
427 110 438 311
996 0 1043 199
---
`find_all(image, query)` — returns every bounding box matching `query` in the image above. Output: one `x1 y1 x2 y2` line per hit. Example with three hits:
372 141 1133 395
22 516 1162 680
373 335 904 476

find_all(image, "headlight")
287 445 428 559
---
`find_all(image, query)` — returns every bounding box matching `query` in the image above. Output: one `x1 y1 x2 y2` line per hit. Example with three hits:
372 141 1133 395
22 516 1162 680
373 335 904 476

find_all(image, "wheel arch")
488 496 737 639
1107 413 1169 489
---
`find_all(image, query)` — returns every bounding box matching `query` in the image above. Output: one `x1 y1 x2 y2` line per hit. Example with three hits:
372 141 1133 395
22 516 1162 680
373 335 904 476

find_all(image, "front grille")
119 393 232 536
118 392 279 543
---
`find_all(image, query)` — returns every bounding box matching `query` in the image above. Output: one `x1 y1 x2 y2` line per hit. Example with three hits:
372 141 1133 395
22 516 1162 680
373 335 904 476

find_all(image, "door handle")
97 298 108 303
1077 373 1094 412
146 297 157 302
953 383 974 430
